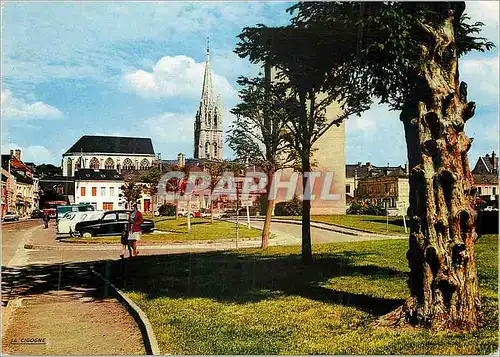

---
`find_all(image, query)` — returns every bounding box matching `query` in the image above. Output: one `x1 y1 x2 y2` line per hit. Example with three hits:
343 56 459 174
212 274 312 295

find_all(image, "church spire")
200 37 213 105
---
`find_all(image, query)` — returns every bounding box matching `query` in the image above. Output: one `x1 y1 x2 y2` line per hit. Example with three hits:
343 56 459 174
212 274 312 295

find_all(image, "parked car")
73 210 155 238
177 208 200 218
2 212 19 222
57 211 104 236
30 209 44 219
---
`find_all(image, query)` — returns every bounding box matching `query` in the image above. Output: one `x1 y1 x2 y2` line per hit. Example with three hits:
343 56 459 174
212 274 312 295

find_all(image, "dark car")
73 210 154 238
31 209 44 219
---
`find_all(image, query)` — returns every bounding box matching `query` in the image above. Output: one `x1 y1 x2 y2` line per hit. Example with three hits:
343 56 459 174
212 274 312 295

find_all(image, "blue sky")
2 1 498 168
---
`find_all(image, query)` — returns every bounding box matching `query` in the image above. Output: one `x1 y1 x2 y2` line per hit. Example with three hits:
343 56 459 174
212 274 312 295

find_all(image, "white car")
57 211 104 236
2 212 19 222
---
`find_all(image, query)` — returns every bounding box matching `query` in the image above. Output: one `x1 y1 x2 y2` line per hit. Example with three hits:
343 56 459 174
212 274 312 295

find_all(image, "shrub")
158 203 176 216
348 201 386 216
274 197 303 216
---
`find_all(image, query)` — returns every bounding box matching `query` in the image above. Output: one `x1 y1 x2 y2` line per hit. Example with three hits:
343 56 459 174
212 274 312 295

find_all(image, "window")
66 158 73 177
102 212 116 220
493 187 497 195
92 187 97 196
105 158 114 170
140 159 149 170
81 187 86 196
477 187 482 195
110 187 115 196
346 185 351 194
213 142 218 158
118 213 128 220
390 198 396 208
101 187 106 196
123 158 134 170
90 157 100 170
384 183 389 193
103 202 114 210
205 142 210 158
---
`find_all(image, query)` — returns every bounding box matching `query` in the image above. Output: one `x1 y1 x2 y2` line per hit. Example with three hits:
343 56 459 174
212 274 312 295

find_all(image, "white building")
74 169 125 210
62 135 157 177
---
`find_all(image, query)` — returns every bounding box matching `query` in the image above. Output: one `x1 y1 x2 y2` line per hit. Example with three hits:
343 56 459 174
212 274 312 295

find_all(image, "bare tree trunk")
301 155 313 264
261 168 275 249
210 197 214 224
392 7 481 331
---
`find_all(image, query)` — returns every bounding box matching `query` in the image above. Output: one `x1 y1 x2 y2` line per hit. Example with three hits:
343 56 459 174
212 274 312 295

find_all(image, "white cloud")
143 112 195 142
1 142 58 164
1 89 63 120
121 55 237 101
465 2 499 44
460 56 499 106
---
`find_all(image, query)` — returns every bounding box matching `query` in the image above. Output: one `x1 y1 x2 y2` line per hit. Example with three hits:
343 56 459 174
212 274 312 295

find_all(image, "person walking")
128 204 144 257
120 223 132 259
42 211 50 229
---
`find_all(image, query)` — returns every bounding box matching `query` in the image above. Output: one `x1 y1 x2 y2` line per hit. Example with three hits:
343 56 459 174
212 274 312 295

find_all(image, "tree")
289 1 494 329
121 181 143 209
34 164 62 178
235 26 371 262
140 166 162 215
228 73 295 248
201 161 228 224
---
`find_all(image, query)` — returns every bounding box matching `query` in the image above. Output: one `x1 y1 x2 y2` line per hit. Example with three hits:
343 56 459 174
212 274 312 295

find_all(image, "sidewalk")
2 222 146 355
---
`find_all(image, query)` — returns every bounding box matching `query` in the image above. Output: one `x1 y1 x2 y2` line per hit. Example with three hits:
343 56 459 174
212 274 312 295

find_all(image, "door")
99 212 117 235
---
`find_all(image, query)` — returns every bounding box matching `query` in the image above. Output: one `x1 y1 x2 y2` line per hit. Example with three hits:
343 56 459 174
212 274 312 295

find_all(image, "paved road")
2 219 42 265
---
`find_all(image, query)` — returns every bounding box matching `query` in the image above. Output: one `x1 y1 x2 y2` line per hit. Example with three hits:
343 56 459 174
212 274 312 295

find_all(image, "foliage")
120 181 143 206
158 203 176 217
287 2 495 110
347 201 387 216
34 164 62 178
140 166 162 196
274 197 303 216
96 234 498 354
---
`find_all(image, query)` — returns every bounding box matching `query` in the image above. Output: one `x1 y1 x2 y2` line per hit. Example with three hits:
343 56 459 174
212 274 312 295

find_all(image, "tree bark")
301 155 313 264
397 8 481 331
261 167 276 249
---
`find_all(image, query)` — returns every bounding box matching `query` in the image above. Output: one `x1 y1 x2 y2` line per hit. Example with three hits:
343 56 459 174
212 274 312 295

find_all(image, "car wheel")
82 231 93 238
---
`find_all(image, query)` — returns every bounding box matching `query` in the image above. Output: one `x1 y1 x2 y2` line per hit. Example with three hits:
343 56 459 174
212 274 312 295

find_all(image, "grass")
97 234 499 354
273 214 409 236
62 217 262 243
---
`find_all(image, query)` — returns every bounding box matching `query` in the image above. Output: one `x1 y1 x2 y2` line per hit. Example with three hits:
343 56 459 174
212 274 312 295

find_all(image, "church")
193 42 223 161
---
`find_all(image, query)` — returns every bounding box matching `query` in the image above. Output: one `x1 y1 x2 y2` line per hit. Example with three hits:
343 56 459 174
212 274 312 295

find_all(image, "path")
2 220 146 355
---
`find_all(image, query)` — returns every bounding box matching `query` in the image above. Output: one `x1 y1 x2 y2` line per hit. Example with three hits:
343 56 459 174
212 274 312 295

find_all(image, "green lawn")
98 234 498 354
274 214 409 236
62 217 261 243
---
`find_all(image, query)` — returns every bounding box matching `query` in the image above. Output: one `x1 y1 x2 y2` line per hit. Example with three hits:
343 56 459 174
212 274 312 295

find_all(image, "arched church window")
123 158 134 170
75 157 83 169
140 159 149 170
213 142 218 159
66 158 73 176
90 157 100 170
105 158 114 170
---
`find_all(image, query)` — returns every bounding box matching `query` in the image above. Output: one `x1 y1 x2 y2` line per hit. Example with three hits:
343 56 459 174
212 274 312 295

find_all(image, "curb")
90 265 161 356
247 217 406 238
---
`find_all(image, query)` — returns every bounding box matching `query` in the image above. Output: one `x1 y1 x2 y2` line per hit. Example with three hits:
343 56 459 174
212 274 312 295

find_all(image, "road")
2 219 41 266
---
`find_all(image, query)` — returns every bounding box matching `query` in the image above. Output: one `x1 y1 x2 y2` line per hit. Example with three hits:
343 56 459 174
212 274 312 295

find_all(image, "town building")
354 166 409 216
1 150 38 217
1 168 16 217
74 169 125 210
193 42 223 161
471 151 498 202
62 135 157 177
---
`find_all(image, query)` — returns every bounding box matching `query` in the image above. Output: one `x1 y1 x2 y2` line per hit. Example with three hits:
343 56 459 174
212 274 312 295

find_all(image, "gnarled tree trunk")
398 7 481 330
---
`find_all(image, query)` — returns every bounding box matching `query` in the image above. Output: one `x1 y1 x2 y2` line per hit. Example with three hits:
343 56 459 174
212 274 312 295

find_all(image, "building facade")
193 43 223 161
1 168 16 216
62 135 157 177
74 169 125 210
471 151 498 202
355 167 410 216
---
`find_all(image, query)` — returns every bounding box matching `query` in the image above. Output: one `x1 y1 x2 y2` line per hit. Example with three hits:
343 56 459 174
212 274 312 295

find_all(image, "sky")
1 1 498 168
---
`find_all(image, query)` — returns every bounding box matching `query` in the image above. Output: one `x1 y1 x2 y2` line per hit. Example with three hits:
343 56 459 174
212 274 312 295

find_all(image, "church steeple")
200 38 213 106
194 38 223 161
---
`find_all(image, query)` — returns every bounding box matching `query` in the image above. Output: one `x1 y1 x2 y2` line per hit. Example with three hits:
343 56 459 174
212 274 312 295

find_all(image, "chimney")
404 162 409 174
14 149 21 161
178 152 185 168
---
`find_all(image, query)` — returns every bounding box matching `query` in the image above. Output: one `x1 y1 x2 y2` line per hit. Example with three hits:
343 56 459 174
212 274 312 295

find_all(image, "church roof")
74 169 123 181
65 135 155 155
